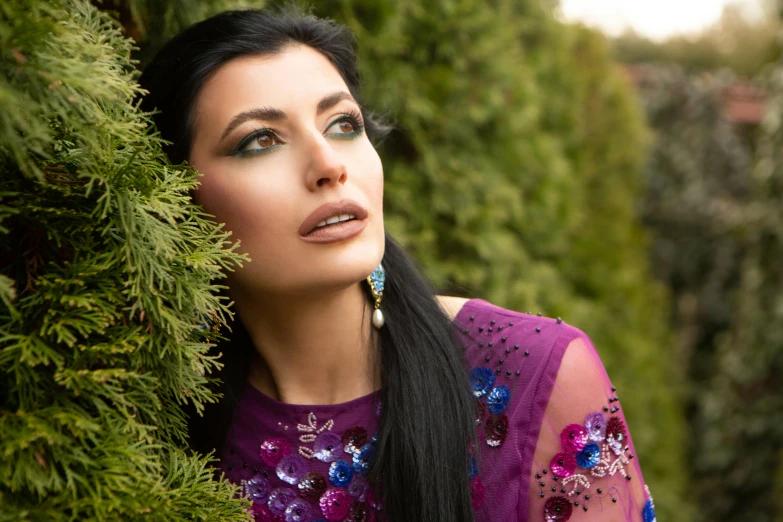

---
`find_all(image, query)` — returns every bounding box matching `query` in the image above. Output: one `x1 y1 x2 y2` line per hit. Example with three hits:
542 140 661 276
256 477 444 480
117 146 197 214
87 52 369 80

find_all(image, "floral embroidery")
550 451 577 478
575 443 600 469
297 412 335 459
246 415 382 521
352 444 375 476
560 424 588 453
487 385 511 414
583 412 606 442
536 388 638 520
484 414 509 447
260 438 291 468
471 366 514 448
313 432 343 463
277 454 308 485
328 459 354 487
245 474 272 503
284 498 312 522
544 496 572 521
268 487 297 516
319 489 352 520
469 367 496 398
297 472 327 502
341 427 368 454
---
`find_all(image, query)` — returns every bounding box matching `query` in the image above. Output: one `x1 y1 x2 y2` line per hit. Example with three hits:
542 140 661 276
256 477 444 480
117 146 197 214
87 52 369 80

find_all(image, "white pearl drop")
372 308 385 329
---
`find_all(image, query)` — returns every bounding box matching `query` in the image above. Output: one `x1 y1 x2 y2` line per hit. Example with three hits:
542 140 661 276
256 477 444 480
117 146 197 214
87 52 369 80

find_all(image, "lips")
298 199 369 237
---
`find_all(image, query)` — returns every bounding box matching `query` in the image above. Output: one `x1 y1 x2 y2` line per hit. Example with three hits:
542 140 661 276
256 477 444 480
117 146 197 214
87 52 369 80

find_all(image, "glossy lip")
298 199 369 238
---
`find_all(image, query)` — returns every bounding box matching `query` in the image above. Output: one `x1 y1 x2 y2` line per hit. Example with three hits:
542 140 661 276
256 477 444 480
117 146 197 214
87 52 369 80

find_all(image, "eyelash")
230 110 366 157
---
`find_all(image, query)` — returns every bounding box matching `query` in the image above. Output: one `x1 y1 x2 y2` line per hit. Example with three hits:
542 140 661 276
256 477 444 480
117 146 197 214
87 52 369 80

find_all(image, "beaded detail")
239 414 381 521
471 366 514 448
535 387 643 521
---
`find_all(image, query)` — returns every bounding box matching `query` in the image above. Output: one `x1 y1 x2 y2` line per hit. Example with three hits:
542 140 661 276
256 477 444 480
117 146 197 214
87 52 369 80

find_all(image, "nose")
304 134 348 191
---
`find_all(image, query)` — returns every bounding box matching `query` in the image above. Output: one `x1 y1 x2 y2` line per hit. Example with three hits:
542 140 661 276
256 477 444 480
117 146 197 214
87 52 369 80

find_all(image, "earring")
367 263 386 329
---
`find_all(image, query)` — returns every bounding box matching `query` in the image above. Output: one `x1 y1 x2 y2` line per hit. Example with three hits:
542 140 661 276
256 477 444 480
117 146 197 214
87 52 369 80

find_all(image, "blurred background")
104 0 783 520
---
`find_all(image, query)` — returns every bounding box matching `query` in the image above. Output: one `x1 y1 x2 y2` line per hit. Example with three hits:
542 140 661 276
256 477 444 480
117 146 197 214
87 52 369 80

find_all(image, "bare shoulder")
435 295 471 321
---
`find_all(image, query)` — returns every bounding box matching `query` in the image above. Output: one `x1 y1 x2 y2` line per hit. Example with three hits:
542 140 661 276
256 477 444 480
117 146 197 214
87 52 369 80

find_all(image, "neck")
229 281 380 405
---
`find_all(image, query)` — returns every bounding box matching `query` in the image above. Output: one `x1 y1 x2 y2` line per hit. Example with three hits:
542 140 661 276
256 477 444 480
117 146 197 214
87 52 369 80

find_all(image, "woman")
139 7 655 522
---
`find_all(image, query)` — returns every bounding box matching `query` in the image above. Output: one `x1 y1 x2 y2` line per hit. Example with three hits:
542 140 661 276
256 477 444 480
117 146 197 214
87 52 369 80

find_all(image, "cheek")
193 170 287 251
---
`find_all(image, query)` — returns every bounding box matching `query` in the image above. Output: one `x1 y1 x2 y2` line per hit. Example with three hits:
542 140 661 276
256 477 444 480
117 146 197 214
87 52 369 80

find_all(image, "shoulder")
448 297 589 356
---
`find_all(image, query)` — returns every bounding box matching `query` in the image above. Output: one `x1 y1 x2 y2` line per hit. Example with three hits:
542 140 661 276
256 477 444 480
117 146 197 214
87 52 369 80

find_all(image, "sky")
557 0 764 41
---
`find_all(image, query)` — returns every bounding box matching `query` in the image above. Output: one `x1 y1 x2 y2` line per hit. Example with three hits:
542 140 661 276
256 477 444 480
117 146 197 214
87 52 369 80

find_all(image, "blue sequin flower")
575 442 601 469
486 385 511 414
469 367 496 398
352 443 375 476
328 459 354 487
643 498 656 522
468 455 478 479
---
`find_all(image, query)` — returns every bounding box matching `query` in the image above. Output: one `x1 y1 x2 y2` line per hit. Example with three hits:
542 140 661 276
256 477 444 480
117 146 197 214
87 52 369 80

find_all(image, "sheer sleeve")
524 332 656 522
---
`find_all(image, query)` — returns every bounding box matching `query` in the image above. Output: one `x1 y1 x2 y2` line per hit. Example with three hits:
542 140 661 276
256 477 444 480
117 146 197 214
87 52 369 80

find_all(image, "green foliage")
692 63 783 521
634 60 783 520
611 2 781 78
0 0 250 518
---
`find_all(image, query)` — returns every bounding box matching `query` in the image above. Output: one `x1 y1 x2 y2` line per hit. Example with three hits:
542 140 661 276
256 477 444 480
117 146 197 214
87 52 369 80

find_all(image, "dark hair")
139 7 477 521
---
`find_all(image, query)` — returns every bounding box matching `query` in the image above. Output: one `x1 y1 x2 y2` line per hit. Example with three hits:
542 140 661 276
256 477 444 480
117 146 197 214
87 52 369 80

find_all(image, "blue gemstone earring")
367 264 386 329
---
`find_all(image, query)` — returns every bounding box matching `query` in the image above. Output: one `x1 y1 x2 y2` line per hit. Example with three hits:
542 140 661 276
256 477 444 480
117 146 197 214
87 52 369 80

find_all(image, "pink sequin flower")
260 437 291 468
319 489 352 520
584 411 607 443
470 476 487 510
550 451 577 478
560 424 588 452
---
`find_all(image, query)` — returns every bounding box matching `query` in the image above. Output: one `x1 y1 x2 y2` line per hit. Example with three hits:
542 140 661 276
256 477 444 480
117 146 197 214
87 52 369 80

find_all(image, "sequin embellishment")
328 459 354 487
319 489 352 520
544 496 573 521
469 367 496 398
471 366 514 448
261 438 291 468
487 385 511 414
277 454 308 485
237 412 381 521
536 388 637 520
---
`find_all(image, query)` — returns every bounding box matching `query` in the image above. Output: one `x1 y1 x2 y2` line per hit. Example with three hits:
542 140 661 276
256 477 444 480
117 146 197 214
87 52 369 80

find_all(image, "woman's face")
188 45 385 297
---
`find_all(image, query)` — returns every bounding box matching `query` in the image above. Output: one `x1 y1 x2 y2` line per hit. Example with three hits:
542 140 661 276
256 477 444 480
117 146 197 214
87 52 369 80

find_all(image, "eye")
324 111 365 138
232 128 285 156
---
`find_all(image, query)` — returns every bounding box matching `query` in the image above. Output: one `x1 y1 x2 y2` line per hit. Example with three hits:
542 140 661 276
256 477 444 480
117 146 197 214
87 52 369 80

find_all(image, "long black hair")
139 7 477 521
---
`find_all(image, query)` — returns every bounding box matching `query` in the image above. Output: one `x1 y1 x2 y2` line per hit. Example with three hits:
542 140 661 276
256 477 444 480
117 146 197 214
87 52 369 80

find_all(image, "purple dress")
219 299 655 522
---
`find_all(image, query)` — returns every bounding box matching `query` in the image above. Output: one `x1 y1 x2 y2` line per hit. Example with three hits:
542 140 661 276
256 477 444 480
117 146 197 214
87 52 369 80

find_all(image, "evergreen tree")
0 0 250 518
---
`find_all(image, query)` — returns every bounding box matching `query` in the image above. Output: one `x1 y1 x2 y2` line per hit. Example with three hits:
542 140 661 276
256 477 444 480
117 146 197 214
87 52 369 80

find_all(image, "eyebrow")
219 91 358 142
